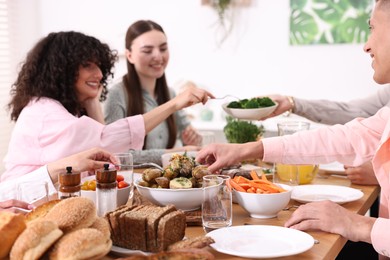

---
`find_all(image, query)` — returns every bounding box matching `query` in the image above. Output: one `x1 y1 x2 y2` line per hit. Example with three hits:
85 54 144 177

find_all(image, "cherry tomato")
118 181 129 189
116 174 124 182
87 180 96 191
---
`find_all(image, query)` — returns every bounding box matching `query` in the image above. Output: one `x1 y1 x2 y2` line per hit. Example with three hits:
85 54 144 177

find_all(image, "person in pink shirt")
3 31 213 182
0 147 116 213
197 0 390 258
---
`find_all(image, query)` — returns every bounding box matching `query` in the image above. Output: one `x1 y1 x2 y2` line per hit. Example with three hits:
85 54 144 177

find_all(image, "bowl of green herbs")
222 97 277 120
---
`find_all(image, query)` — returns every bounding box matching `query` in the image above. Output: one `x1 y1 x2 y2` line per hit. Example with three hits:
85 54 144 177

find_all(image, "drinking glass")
17 180 49 206
202 175 232 233
198 131 215 147
114 152 134 200
274 121 318 185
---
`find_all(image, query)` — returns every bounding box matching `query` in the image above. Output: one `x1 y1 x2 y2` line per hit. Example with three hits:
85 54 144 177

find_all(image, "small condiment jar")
96 163 117 217
58 166 81 199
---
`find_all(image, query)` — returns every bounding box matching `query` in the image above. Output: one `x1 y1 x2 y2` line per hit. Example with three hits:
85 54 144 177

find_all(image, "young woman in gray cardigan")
104 20 202 165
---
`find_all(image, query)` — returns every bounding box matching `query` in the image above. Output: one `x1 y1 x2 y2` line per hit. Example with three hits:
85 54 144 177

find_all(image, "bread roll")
25 199 61 222
0 212 26 258
50 228 112 260
167 236 215 251
117 248 215 260
44 197 96 232
89 217 111 240
10 220 63 260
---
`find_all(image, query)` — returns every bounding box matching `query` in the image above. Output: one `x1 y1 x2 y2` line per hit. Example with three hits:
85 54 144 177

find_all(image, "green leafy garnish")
223 116 264 143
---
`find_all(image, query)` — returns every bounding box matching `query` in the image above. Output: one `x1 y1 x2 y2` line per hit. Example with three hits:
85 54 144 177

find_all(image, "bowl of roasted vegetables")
222 97 277 120
135 153 211 211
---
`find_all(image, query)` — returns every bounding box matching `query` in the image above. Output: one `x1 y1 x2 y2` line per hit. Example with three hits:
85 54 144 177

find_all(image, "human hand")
173 83 214 110
344 162 378 185
81 84 105 123
196 142 261 173
284 200 374 243
0 199 33 214
259 94 293 120
47 148 117 181
181 126 202 146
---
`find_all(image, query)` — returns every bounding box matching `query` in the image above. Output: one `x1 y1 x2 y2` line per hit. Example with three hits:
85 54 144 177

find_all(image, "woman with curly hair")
105 20 204 165
2 31 213 181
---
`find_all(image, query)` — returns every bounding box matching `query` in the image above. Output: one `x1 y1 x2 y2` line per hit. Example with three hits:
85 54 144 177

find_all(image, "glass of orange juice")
274 121 318 185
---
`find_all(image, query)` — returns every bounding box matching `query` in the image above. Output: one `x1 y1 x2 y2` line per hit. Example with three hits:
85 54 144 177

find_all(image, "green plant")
223 116 264 143
290 0 371 45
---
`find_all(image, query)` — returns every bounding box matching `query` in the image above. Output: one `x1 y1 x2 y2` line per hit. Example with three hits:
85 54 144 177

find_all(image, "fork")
211 94 240 100
116 162 164 171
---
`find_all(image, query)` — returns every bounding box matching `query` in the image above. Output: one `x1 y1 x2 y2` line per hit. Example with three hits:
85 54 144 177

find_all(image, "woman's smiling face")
127 29 169 80
75 62 103 102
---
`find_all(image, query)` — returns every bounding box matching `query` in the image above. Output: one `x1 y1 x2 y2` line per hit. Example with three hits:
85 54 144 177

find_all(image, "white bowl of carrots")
230 171 292 219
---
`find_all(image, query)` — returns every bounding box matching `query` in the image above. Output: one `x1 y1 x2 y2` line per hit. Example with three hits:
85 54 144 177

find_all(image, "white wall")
36 0 379 100
0 0 383 172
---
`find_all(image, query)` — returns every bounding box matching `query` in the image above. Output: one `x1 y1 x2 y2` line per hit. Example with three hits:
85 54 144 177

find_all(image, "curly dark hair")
123 20 177 149
8 31 118 121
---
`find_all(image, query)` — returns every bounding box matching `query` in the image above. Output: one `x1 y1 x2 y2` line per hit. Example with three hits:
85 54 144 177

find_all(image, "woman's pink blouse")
2 98 145 181
262 107 390 258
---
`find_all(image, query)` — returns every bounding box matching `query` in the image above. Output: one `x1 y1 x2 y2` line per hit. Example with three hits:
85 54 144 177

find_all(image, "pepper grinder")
96 163 117 217
58 166 81 199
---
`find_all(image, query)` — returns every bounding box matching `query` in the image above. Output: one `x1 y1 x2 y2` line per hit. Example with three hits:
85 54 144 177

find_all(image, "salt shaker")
96 163 117 217
58 166 81 199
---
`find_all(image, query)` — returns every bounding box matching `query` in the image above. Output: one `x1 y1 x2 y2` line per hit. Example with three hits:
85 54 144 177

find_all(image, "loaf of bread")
25 199 61 222
106 204 186 252
0 212 26 258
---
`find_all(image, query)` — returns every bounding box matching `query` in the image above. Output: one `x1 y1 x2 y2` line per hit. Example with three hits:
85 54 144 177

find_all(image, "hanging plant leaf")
290 9 319 45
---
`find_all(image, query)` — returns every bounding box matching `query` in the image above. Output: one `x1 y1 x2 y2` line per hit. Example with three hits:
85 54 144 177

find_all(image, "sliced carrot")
233 176 251 184
252 179 272 185
230 179 246 192
231 172 287 194
250 170 260 180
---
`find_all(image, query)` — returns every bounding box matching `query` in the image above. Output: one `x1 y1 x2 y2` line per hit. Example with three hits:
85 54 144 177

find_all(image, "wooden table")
110 170 379 259
183 174 380 260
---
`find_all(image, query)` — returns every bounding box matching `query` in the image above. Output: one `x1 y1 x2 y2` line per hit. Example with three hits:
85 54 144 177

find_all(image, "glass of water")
202 175 232 233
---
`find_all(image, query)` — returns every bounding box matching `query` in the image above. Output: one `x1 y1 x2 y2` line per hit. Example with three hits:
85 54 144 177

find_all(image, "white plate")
292 185 363 204
110 245 151 257
319 162 345 173
222 102 278 120
207 225 314 259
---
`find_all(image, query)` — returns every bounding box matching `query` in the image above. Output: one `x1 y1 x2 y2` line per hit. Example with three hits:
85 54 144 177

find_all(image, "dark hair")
123 20 177 149
8 31 118 121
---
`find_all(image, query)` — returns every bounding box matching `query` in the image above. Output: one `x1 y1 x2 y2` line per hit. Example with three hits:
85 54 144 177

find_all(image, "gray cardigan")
104 81 190 165
294 85 390 124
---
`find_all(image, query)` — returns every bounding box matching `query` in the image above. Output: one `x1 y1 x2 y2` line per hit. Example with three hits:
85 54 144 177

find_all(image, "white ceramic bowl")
134 180 203 211
234 184 292 218
161 151 198 168
222 102 278 120
80 176 131 207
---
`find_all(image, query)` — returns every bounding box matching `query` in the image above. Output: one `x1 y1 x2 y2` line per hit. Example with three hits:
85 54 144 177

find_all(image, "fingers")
0 199 31 211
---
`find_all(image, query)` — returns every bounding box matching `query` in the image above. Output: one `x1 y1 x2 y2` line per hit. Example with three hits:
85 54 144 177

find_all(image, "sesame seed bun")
10 220 63 260
50 228 112 260
44 197 96 233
